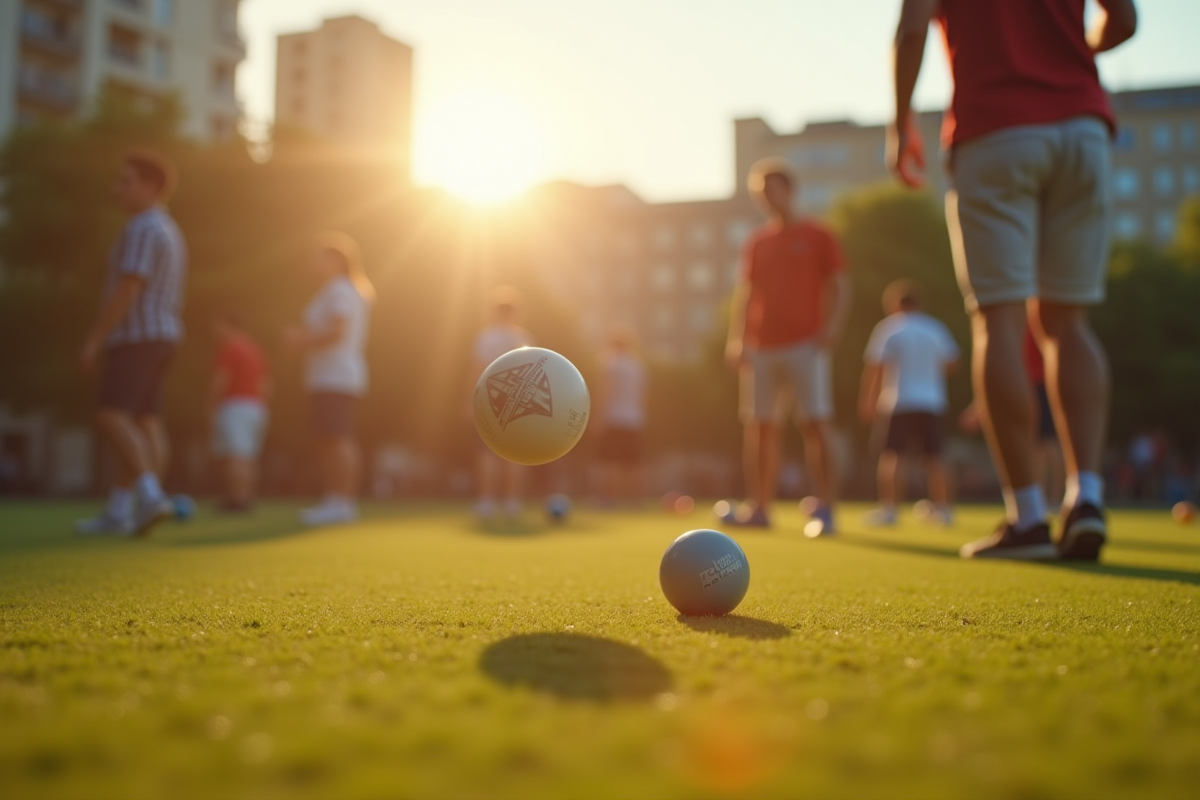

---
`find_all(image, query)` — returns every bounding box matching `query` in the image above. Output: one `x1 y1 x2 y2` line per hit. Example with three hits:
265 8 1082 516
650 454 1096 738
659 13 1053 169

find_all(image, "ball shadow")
479 633 673 702
677 613 792 640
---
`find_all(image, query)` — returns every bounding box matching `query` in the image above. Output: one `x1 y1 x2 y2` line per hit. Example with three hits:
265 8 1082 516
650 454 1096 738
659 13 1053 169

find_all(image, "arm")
818 271 852 347
887 0 938 187
285 316 348 352
724 282 752 369
79 276 143 370
859 362 883 422
1089 0 1137 53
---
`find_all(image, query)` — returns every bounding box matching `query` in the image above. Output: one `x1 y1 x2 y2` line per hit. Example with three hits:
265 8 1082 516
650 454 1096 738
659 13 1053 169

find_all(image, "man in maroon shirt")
888 0 1137 561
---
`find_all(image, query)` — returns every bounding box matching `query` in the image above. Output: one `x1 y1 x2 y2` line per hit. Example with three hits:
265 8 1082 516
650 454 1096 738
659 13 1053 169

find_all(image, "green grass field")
1 500 1198 800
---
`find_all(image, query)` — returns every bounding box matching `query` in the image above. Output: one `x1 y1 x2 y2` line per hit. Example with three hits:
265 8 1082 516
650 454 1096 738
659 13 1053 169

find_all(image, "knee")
1032 302 1088 341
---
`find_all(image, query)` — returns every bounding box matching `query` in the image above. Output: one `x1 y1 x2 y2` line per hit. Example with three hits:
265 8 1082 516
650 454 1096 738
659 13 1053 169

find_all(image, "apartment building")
274 15 413 172
0 0 245 143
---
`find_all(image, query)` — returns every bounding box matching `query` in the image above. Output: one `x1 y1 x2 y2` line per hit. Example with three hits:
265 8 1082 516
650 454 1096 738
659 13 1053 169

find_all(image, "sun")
415 89 546 204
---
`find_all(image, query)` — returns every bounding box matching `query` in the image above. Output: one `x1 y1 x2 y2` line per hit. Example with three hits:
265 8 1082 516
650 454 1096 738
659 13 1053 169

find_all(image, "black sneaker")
960 521 1057 560
1057 502 1107 562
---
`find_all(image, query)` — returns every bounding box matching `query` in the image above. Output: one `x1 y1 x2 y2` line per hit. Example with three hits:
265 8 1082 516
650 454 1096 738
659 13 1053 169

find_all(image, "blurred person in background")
209 311 270 512
889 0 1137 559
594 325 648 506
284 231 374 526
724 158 850 534
471 287 534 521
859 279 960 527
75 151 186 538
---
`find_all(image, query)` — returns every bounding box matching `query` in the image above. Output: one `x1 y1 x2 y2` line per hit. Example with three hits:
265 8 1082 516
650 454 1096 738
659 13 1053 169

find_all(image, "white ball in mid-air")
473 347 590 466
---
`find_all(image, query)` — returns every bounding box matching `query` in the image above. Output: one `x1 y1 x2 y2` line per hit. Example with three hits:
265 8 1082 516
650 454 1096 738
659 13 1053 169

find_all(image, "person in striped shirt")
76 151 188 537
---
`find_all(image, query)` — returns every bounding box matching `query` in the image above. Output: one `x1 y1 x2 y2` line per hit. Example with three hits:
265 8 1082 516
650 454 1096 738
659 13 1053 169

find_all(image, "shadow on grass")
1108 539 1200 556
677 613 791 640
160 518 320 548
479 633 672 702
839 534 1200 586
468 519 605 538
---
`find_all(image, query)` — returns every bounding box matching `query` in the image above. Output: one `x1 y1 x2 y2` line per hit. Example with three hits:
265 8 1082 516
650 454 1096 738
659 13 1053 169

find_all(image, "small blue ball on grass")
172 494 196 521
659 528 750 617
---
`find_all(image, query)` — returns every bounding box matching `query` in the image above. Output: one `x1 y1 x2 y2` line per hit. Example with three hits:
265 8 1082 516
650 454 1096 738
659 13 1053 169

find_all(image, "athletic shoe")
1057 502 1107 562
804 505 837 538
959 521 1056 560
132 495 175 538
864 506 898 527
75 512 134 537
720 503 770 528
926 506 954 528
300 499 357 527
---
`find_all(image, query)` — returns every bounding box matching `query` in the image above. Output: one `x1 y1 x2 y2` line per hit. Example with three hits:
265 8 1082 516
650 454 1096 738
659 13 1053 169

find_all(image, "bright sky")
239 0 1200 202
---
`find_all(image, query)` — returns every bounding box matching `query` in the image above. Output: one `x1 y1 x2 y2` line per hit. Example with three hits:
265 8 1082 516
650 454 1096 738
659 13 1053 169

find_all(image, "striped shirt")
103 206 187 347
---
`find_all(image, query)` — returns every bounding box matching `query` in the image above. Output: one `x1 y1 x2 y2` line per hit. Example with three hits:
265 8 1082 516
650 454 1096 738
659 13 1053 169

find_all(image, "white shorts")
740 341 832 424
212 399 267 459
946 116 1112 312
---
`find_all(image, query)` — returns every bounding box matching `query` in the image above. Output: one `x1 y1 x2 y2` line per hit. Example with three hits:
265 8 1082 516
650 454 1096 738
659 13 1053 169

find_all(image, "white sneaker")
75 512 134 537
300 498 357 527
864 506 898 527
132 495 175 538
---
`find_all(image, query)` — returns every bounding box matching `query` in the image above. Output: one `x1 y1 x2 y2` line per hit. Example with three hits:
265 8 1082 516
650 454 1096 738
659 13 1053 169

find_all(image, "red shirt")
215 334 268 401
937 0 1115 148
742 219 845 348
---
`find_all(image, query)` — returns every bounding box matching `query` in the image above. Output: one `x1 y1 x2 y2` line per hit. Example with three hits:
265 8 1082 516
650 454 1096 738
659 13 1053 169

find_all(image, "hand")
282 325 306 351
958 403 982 434
725 339 747 371
78 336 101 372
887 116 926 189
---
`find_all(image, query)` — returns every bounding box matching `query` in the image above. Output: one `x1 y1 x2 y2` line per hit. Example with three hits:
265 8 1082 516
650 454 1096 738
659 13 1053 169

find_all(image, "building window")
690 304 714 333
651 263 675 292
1153 167 1174 198
1181 122 1199 153
1152 123 1172 153
1112 212 1141 240
152 0 173 27
149 41 169 80
653 225 676 251
108 25 141 67
1112 167 1140 200
687 222 713 249
686 261 713 291
727 218 753 248
1155 210 1176 242
1182 166 1200 195
1113 127 1135 152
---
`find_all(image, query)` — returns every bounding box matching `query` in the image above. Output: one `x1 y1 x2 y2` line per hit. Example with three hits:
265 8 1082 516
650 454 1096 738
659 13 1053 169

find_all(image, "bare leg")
97 410 155 478
971 304 1037 490
877 450 899 506
136 416 169 477
1030 301 1110 482
744 421 779 509
800 420 837 508
226 458 256 504
926 457 950 507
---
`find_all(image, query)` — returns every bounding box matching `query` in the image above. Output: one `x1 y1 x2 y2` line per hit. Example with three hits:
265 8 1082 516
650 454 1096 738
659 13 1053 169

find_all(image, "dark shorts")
598 427 644 465
881 411 943 457
1034 383 1057 442
99 342 176 416
310 392 357 439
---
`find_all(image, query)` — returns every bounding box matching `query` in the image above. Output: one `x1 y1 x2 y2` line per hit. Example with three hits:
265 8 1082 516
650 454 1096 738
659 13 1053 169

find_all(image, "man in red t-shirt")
888 0 1137 561
210 311 270 511
724 158 851 534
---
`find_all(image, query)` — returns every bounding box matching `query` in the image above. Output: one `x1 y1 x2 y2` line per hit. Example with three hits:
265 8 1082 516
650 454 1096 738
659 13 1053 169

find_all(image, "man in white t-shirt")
596 326 648 505
471 287 533 521
859 280 960 526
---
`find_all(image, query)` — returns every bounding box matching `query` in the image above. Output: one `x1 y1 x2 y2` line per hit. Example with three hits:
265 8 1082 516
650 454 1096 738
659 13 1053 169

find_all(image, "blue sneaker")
804 505 836 538
715 501 770 528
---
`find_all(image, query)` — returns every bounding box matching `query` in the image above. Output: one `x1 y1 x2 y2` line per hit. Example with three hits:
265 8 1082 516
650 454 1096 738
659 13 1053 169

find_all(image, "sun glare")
416 89 546 205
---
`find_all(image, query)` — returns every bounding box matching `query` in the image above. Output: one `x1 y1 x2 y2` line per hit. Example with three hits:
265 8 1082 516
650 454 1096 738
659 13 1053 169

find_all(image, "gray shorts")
740 341 832 424
946 116 1112 312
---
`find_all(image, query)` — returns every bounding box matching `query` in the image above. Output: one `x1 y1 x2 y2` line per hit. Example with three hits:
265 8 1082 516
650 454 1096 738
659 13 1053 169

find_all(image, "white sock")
107 488 134 520
1003 484 1047 532
135 473 165 503
1063 471 1104 510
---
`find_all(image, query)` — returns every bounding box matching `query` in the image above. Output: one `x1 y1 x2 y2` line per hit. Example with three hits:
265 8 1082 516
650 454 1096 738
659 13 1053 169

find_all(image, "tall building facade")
274 15 413 173
0 0 245 143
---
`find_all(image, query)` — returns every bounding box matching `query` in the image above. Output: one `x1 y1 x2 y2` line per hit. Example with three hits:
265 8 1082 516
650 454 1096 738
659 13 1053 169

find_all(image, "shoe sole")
1058 519 1107 562
960 542 1058 560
